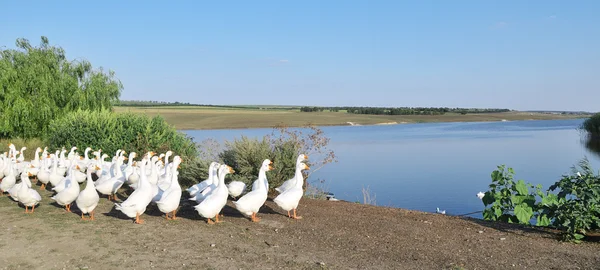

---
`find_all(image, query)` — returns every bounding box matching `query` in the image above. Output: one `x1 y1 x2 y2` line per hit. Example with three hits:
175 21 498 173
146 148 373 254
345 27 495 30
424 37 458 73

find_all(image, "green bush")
206 125 337 193
46 109 202 187
582 113 600 138
219 136 300 190
482 158 600 243
0 36 122 139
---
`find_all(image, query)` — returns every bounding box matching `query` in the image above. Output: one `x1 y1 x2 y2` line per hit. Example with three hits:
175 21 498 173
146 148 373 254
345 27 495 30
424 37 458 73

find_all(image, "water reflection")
583 136 600 159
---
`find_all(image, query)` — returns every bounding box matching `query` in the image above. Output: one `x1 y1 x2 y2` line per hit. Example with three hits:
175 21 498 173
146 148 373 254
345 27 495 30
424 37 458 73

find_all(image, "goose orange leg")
40 183 45 190
90 210 95 221
171 210 178 220
251 212 261 222
30 204 36 213
81 212 89 221
165 212 171 220
215 213 222 223
292 208 302 220
207 218 215 224
24 206 29 213
135 213 144 224
65 204 72 212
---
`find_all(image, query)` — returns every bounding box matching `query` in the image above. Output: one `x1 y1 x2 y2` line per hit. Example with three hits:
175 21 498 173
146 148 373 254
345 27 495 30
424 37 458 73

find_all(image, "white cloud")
493 21 508 29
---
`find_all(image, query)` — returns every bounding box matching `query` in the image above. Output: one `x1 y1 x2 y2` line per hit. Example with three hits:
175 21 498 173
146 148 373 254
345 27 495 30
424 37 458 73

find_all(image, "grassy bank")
114 106 590 130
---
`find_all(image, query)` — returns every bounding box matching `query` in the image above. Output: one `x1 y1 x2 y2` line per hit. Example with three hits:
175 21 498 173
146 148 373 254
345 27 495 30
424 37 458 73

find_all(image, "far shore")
114 106 589 130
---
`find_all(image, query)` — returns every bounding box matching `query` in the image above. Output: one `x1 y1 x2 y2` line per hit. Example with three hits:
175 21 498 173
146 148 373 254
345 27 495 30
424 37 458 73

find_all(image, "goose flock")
0 143 310 224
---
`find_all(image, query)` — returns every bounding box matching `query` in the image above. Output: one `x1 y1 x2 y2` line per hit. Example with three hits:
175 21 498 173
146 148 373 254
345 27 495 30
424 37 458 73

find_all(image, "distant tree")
0 36 122 138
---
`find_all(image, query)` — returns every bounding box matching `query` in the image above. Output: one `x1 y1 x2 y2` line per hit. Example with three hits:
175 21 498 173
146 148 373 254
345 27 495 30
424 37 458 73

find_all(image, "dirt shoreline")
0 188 598 270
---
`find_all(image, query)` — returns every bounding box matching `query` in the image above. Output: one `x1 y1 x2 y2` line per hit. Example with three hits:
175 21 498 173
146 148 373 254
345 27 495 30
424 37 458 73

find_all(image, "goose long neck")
86 168 94 188
219 169 227 185
294 166 304 188
208 165 215 182
258 168 267 182
164 154 171 168
168 161 180 188
139 161 148 189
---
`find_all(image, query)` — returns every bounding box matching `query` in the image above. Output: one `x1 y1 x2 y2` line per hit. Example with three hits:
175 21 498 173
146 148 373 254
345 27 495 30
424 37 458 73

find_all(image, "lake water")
183 118 600 218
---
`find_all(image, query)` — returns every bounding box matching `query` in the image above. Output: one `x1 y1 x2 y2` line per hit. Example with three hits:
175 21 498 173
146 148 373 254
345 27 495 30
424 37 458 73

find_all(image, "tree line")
116 100 260 109
300 106 510 115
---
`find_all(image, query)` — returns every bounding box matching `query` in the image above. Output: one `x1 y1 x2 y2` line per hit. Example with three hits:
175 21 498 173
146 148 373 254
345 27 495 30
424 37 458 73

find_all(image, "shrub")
46 109 202 187
581 113 600 138
546 158 600 242
0 36 122 139
204 125 337 193
482 158 600 242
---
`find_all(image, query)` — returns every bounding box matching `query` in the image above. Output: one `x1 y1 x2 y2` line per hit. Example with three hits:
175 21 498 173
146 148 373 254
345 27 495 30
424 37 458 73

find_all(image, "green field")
114 106 590 130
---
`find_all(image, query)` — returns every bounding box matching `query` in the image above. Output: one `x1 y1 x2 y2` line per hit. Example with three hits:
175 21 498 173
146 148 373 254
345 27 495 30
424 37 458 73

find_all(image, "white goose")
18 172 42 213
48 155 65 187
52 164 80 193
30 147 42 168
274 154 308 193
76 165 101 220
51 166 81 212
0 161 16 195
194 164 234 224
273 162 310 219
187 162 219 197
114 156 154 224
232 159 273 222
156 156 183 220
8 171 27 201
95 156 126 201
37 154 52 190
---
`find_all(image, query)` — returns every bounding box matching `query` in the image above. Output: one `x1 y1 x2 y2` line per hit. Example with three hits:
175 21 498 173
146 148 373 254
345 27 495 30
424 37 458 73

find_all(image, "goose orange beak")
28 172 33 177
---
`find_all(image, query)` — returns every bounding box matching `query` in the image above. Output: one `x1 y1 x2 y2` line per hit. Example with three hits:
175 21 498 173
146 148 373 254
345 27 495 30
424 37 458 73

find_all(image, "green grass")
114 106 591 130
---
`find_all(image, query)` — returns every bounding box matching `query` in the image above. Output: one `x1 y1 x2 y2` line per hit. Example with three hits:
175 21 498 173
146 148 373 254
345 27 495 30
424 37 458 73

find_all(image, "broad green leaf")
511 195 526 205
514 204 534 225
494 206 503 218
536 215 551 227
515 180 529 196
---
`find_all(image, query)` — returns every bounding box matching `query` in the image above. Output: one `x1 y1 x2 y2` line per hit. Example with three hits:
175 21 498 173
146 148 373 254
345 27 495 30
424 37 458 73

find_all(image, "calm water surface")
183 119 600 218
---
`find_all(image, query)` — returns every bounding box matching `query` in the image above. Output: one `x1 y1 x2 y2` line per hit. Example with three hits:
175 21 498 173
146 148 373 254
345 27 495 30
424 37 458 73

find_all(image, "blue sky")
1 1 599 111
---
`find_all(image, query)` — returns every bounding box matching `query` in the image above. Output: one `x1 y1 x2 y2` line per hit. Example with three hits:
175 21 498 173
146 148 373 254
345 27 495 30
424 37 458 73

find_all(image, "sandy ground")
0 185 599 270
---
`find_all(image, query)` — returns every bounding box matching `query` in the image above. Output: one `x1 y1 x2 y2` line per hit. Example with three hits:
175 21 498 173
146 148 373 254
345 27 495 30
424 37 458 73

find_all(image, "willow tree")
0 36 122 139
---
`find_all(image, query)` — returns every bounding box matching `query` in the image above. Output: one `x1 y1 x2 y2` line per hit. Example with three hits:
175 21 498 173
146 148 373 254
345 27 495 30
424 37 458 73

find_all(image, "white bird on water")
436 207 446 215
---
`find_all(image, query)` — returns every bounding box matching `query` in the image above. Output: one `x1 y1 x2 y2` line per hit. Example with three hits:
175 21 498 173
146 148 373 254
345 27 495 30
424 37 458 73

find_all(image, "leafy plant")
482 158 600 243
0 36 122 139
46 109 201 187
547 157 600 242
481 165 537 224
